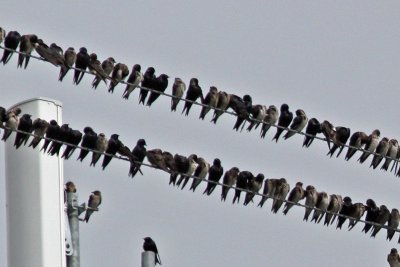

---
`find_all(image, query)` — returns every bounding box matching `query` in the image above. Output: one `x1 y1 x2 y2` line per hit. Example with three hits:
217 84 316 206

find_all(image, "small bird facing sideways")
388 248 400 267
82 190 102 223
272 104 293 142
143 237 162 265
170 78 186 111
283 109 307 140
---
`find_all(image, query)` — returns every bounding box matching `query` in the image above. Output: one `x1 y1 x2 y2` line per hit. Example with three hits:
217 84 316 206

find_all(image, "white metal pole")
142 251 156 267
5 97 65 267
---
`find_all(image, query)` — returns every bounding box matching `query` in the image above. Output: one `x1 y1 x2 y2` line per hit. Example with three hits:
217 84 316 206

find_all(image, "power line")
2 124 399 236
0 45 397 171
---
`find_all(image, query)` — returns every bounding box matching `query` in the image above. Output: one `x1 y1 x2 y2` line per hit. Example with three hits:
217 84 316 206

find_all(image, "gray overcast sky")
1 1 400 266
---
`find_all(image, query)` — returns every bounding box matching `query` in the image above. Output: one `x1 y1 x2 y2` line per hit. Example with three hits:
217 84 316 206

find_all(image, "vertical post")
66 192 80 267
142 251 156 267
5 97 65 267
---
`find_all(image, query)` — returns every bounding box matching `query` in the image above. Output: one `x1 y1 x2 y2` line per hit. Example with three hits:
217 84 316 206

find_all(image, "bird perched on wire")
1 30 21 65
260 105 279 139
82 190 102 223
29 118 49 149
283 109 308 140
92 57 115 89
122 64 143 99
345 131 368 161
146 74 169 106
2 107 21 142
143 237 162 265
358 129 380 164
302 118 321 148
203 158 224 196
139 67 156 105
77 126 98 162
108 63 129 93
211 91 230 124
14 113 33 149
73 47 90 85
58 47 76 82
182 78 203 116
171 78 186 112
221 167 240 202
283 181 305 215
326 126 351 158
18 34 38 69
199 86 219 120
129 139 147 178
272 103 293 142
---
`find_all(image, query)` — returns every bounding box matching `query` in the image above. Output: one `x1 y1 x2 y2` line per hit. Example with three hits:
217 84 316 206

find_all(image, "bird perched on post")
143 237 162 265
82 190 102 223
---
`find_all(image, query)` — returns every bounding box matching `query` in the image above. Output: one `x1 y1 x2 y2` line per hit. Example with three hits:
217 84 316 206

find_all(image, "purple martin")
162 151 176 174
320 120 335 149
48 123 71 156
92 57 115 89
303 185 318 222
303 118 322 148
182 78 203 116
17 34 38 69
345 131 368 161
58 47 76 81
61 128 83 160
246 104 267 132
82 190 102 223
371 205 390 238
139 67 156 105
146 74 170 106
77 127 97 162
88 53 108 85
272 104 293 142
283 109 308 140
199 86 219 120
203 158 223 195
258 178 280 208
101 134 123 170
14 114 33 149
211 91 230 124
2 108 21 142
122 64 143 99
143 237 162 266
336 196 352 229
176 154 199 190
147 149 169 172
221 167 240 202
322 194 343 226
271 178 290 213
347 203 366 230
370 137 389 169
73 47 90 85
171 78 186 112
244 173 265 206
381 139 398 171
169 153 186 185
311 191 330 223
388 248 400 267
29 118 49 149
229 94 252 131
387 209 400 241
90 133 108 167
362 199 379 234
128 139 147 178
260 105 279 139
50 43 63 56
108 63 129 93
395 148 400 176
1 31 21 65
35 39 65 67
232 171 253 204
358 129 381 164
189 157 210 192
65 181 77 193
0 106 7 125
40 119 60 153
0 27 5 44
283 182 305 215
327 126 351 157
